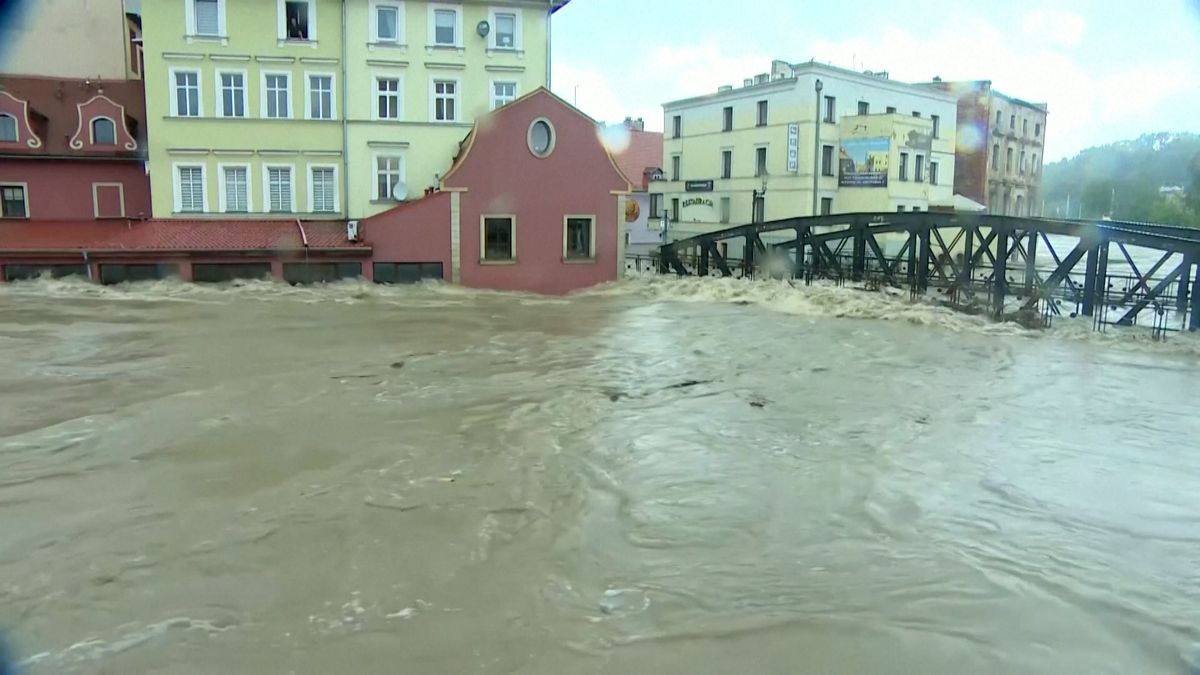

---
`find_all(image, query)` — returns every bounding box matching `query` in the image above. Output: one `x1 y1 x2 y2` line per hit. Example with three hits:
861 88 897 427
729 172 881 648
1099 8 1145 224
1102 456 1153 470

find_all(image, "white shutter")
312 168 335 212
195 0 220 36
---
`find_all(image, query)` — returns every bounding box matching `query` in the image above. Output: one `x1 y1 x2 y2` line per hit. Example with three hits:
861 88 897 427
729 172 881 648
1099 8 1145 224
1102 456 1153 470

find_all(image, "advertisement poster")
839 137 890 187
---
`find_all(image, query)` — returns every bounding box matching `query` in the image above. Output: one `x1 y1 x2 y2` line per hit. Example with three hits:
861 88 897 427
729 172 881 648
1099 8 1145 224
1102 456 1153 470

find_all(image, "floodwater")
1 277 1199 674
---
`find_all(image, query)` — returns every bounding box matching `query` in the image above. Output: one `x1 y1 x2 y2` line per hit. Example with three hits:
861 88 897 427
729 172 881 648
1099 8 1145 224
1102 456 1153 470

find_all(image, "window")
915 155 925 182
671 155 680 181
376 77 401 119
172 70 201 117
649 193 662 219
284 0 312 40
886 106 896 114
0 114 16 142
176 165 205 212
221 165 249 213
375 155 403 200
373 262 443 284
308 74 333 120
992 143 1000 170
823 96 835 123
930 161 939 186
482 216 514 261
931 114 940 139
310 166 337 212
721 149 732 179
912 111 921 118
858 101 869 115
284 262 361 284
821 197 833 215
1009 114 1015 130
897 205 905 212
218 71 246 117
92 118 116 145
191 0 222 36
723 106 733 132
264 73 290 119
492 81 516 109
899 152 909 181
821 145 834 176
432 79 457 122
755 146 767 177
1035 122 1042 138
372 1 402 43
995 110 1002 126
756 100 768 126
1032 153 1038 175
433 7 457 45
720 197 731 224
911 206 921 212
528 119 554 157
1016 195 1024 216
1006 147 1013 173
670 197 679 221
753 195 764 223
564 216 593 259
93 183 125 218
1020 150 1026 175
1023 119 1028 136
671 115 681 138
493 11 516 49
1 185 27 218
266 166 293 212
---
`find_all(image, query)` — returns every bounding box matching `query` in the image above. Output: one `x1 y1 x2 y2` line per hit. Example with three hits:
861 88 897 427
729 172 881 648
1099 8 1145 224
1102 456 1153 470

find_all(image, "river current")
1 277 1198 674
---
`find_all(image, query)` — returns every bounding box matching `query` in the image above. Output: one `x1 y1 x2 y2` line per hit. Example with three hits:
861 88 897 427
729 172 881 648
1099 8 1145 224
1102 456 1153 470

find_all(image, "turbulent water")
1 277 1199 675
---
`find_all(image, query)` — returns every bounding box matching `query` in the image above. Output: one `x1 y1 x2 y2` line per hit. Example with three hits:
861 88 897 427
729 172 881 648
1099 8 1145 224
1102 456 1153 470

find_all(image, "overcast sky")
551 0 1200 161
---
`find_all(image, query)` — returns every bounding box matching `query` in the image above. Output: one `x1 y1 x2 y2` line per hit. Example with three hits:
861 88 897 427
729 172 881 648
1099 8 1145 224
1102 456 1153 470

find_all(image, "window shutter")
195 0 220 35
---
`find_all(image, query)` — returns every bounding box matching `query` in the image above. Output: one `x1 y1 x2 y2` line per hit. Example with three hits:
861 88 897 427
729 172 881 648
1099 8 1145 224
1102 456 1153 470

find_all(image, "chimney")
743 78 753 87
754 73 770 85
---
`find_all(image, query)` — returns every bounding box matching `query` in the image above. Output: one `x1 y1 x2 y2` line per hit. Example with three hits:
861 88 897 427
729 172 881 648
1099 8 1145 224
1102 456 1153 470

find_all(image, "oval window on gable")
92 118 116 145
528 118 555 158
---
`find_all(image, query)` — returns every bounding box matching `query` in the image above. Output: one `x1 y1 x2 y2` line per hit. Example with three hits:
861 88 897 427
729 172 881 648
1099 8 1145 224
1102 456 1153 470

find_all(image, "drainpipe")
546 3 552 88
295 218 309 247
340 0 350 219
812 78 823 216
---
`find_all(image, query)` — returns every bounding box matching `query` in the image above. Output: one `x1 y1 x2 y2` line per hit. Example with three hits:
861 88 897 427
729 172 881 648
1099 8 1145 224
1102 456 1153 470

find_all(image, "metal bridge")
656 213 1200 335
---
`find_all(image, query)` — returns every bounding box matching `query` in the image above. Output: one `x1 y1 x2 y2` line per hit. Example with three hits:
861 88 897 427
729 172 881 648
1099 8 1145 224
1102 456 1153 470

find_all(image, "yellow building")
658 60 958 241
141 0 568 220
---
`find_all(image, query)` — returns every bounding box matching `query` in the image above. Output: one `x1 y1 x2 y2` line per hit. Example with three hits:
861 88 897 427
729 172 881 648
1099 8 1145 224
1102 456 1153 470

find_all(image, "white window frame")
169 68 202 117
480 214 517 263
370 0 405 44
172 163 207 213
262 164 296 213
308 164 339 213
0 182 30 219
373 152 406 201
488 7 522 50
562 214 596 261
427 3 462 48
217 163 252 213
490 79 517 110
214 68 248 118
91 182 126 218
90 116 117 145
305 71 336 120
277 0 317 42
429 76 460 123
373 74 404 121
186 0 227 38
0 113 19 143
261 71 292 119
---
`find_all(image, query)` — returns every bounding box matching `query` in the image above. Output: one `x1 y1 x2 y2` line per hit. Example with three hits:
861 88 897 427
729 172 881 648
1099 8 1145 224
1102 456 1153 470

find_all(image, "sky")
551 0 1200 162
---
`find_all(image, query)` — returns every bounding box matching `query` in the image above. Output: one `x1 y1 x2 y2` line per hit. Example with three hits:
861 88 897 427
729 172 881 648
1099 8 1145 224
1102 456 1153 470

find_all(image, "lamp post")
812 78 824 216
751 175 767 224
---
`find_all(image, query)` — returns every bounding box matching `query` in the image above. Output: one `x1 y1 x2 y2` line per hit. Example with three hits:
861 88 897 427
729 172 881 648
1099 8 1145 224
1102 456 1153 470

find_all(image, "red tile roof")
0 219 366 253
610 129 663 191
0 76 146 158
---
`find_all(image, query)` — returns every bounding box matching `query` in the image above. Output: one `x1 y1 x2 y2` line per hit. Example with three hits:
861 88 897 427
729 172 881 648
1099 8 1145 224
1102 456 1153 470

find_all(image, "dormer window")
0 114 16 142
92 118 117 145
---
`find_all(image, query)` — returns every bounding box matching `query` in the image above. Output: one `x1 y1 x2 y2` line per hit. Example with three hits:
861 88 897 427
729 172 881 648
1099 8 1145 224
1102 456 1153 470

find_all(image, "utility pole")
812 78 824 216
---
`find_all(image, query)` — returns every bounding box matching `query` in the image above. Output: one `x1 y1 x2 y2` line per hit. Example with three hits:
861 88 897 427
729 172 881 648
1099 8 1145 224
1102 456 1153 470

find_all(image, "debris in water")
664 379 711 390
390 361 405 369
363 499 423 513
386 608 416 620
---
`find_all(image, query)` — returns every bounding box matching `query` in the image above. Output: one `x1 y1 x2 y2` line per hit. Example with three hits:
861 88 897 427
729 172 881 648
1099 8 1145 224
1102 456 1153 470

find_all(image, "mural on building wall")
839 137 890 187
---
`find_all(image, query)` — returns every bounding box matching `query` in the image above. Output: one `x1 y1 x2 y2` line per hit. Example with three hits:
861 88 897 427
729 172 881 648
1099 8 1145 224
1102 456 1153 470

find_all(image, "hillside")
1041 132 1200 226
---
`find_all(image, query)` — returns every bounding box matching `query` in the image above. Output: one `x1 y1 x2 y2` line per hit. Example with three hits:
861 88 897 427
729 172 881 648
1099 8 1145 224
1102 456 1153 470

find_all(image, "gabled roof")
0 219 364 253
610 128 663 191
0 76 146 158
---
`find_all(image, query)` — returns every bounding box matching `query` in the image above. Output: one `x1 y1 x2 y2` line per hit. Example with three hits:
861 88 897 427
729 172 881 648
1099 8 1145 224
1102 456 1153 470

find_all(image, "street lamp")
812 78 824 216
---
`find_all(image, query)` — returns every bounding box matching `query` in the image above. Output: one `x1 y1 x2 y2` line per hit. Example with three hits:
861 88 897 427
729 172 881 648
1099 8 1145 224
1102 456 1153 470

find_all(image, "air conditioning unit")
347 220 361 242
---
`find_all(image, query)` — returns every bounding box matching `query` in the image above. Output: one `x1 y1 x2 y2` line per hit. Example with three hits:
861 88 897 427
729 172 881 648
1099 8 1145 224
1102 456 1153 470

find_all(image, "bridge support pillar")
961 226 975 287
1095 241 1109 318
917 227 931 291
994 229 1010 319
744 235 754 278
1024 231 1038 296
852 228 866 282
906 231 918 289
699 245 709 277
1190 263 1200 332
1082 242 1101 317
793 227 808 280
1175 255 1193 315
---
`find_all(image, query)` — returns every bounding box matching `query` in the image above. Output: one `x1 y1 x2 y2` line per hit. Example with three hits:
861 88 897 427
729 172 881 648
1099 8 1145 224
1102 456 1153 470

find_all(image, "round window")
528 119 555 158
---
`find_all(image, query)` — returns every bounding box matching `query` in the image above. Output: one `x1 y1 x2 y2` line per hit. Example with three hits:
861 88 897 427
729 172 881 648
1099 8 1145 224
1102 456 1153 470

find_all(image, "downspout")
295 218 309 247
340 0 350 219
546 2 552 88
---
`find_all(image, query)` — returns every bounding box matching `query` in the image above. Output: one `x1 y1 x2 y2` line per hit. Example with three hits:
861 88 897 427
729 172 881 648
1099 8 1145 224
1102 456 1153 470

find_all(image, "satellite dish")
392 182 409 201
476 20 490 38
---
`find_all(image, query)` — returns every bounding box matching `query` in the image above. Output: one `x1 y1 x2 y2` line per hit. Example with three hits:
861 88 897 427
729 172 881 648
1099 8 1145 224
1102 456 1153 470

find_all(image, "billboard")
839 137 890 187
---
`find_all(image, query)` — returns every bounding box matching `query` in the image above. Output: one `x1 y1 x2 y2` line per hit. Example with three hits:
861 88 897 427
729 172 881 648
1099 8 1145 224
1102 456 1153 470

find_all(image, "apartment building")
922 80 1048 217
657 60 958 240
0 0 143 81
141 0 569 220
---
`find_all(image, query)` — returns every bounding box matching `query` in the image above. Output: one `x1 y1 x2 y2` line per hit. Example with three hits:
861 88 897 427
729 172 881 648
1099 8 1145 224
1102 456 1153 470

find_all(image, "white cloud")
1022 8 1087 47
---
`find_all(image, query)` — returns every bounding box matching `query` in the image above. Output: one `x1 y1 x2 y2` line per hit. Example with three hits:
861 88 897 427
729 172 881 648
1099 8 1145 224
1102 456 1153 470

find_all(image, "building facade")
608 117 664 255
141 0 567 221
922 80 1047 217
0 0 142 81
657 60 958 240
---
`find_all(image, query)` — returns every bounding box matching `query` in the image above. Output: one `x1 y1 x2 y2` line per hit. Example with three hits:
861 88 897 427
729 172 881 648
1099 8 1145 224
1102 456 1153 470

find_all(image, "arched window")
0 114 17 143
92 117 116 145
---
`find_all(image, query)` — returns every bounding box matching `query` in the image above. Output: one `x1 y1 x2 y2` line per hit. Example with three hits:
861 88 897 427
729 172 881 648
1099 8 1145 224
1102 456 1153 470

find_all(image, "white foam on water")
18 617 236 669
